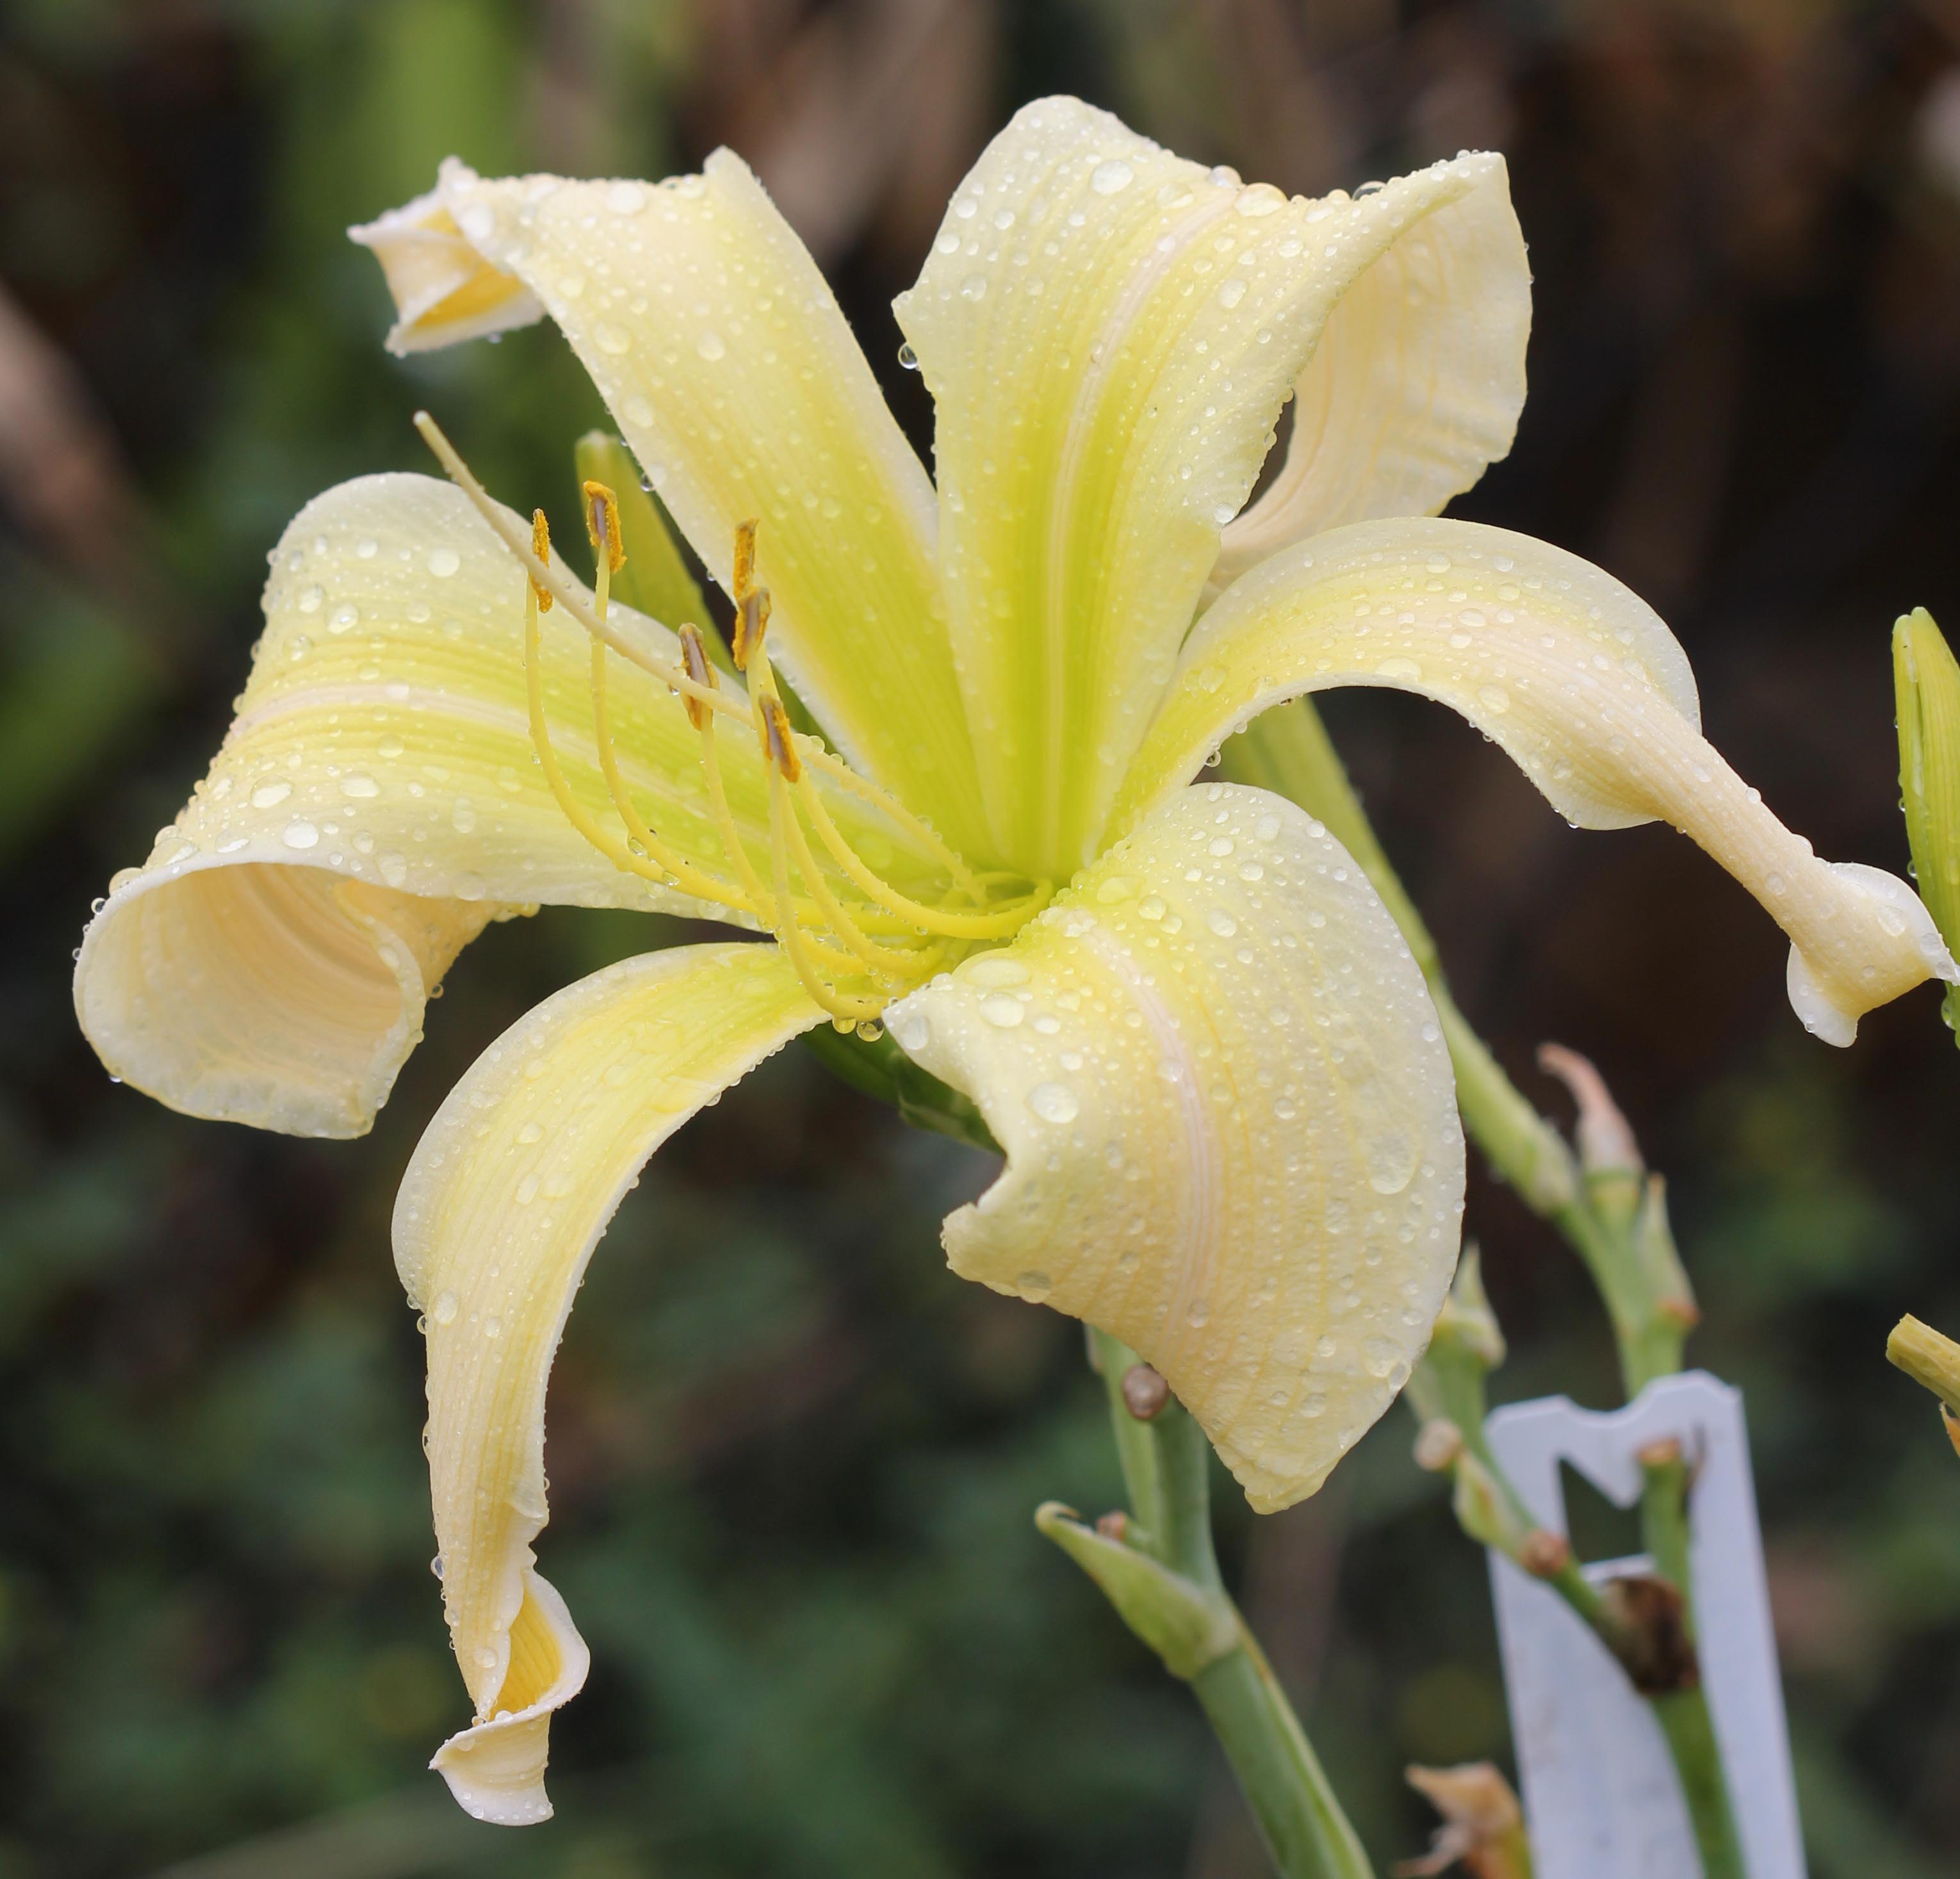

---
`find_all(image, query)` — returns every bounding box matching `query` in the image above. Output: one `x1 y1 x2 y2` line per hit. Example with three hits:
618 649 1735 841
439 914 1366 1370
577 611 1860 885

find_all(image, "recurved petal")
1115 517 1959 1045
887 785 1464 1512
74 473 904 1137
1207 158 1528 590
894 95 1524 877
355 158 986 856
348 183 544 354
393 943 823 1824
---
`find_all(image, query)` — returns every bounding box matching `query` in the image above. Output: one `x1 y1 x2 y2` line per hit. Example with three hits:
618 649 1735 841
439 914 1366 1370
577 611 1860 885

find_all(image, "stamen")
792 768 1050 938
733 587 771 672
588 637 755 916
678 624 715 731
417 416 1039 1016
521 581 674 894
529 510 553 612
765 775 884 1023
583 480 625 574
416 412 735 726
759 694 801 782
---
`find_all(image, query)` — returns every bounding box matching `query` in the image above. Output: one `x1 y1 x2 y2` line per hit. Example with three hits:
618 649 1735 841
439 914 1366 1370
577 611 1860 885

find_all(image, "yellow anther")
733 587 771 672
731 517 758 602
529 510 554 611
582 480 625 573
759 694 801 782
677 623 716 730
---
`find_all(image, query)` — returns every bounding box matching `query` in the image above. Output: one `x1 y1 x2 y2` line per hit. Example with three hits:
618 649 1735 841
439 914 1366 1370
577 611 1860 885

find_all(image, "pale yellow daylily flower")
73 97 1954 1825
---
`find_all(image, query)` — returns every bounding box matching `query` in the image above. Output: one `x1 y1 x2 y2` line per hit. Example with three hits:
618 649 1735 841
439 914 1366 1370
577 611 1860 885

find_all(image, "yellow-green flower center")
418 414 1052 1026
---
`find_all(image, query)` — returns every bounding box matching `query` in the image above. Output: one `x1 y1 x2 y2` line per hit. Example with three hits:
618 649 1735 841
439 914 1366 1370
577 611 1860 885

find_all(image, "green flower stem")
1070 1328 1376 1879
1221 700 1740 1878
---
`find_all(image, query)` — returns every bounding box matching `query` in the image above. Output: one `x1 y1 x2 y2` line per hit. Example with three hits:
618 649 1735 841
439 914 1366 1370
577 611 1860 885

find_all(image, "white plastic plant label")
1483 1371 1804 1879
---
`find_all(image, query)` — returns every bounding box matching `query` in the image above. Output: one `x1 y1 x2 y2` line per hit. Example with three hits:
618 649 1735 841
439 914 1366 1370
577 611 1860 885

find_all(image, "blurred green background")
4 0 1960 1873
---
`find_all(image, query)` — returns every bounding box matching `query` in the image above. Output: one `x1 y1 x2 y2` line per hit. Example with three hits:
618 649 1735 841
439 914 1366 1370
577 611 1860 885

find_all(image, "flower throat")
414 414 1050 1025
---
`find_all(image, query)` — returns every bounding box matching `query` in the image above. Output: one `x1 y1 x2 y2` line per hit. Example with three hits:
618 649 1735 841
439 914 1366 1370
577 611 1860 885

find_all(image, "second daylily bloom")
73 98 1956 1824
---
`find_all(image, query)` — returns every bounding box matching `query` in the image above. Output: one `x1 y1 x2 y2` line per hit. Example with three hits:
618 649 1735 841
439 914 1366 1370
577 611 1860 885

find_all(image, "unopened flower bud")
1895 608 1960 1039
1121 1363 1171 1421
1430 1244 1506 1373
1538 1042 1642 1178
1413 1418 1466 1473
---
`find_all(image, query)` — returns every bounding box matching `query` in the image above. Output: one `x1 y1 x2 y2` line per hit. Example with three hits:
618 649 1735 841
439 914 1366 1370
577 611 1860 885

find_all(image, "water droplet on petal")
427 547 462 578
1028 1082 1079 1124
1091 159 1135 195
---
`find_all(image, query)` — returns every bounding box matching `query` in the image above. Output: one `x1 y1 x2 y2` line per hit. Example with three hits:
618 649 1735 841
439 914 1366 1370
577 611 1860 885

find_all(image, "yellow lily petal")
893 96 1526 877
887 785 1463 1512
1207 160 1528 592
1115 517 1960 1045
76 472 917 1137
348 182 544 353
393 942 823 1824
354 158 988 856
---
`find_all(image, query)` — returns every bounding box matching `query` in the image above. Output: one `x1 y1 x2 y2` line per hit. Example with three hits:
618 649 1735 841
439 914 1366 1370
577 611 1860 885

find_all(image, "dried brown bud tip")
1517 1529 1572 1579
1413 1418 1466 1473
1094 1509 1129 1541
1601 1571 1699 1695
1121 1363 1171 1421
1636 1436 1684 1470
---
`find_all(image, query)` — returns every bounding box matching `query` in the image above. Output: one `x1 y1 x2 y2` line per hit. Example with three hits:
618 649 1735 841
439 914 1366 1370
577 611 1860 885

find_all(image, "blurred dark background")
4 1 1960 1874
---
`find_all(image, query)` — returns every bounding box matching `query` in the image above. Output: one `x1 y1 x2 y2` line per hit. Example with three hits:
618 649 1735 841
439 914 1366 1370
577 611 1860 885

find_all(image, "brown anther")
733 586 771 671
677 622 716 730
1094 1509 1130 1541
759 694 801 781
1636 1436 1684 1470
528 509 553 611
1120 1363 1170 1421
731 516 758 601
1658 1296 1703 1329
1517 1529 1572 1579
1412 1418 1465 1474
582 479 625 573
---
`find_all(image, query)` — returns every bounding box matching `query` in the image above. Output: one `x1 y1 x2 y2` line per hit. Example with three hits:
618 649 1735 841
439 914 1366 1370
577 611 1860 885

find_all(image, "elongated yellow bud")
1895 608 1960 1041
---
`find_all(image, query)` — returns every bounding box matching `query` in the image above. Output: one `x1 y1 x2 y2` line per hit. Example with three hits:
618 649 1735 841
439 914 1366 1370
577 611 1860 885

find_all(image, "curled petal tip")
1784 861 1959 1047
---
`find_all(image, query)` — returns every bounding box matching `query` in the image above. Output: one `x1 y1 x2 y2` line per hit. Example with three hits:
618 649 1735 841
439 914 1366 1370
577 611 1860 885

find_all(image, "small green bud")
1893 608 1960 1039
1432 1246 1507 1374
1034 1502 1238 1679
